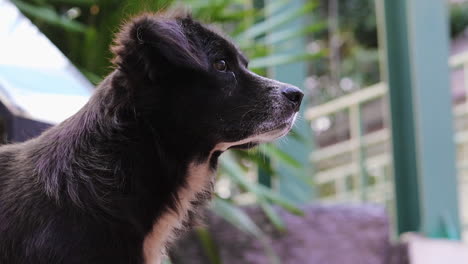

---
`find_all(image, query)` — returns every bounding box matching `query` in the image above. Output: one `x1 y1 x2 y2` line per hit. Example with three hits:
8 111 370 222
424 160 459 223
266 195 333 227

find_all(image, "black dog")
0 12 303 264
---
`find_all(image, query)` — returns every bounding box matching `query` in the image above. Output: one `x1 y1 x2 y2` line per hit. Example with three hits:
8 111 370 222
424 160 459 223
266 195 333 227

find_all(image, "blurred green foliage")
451 2 468 38
309 0 468 106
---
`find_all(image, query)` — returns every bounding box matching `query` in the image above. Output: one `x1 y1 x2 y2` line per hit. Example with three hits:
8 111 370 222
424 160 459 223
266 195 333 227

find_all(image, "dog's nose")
281 86 304 111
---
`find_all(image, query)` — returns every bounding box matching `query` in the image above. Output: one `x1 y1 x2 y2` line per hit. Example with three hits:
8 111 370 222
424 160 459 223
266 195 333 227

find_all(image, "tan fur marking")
143 161 213 264
142 113 297 263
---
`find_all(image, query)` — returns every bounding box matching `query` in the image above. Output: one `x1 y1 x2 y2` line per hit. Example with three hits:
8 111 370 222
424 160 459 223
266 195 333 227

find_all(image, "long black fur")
0 12 303 263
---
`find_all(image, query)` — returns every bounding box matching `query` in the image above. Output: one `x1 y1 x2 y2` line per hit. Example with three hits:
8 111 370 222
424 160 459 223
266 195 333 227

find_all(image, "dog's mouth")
216 113 297 151
228 122 291 150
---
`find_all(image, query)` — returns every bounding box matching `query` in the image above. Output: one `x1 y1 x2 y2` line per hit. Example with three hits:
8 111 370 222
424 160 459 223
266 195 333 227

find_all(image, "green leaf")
235 2 317 42
232 150 274 175
220 157 303 215
265 0 290 15
259 200 286 232
79 68 102 85
45 0 95 5
218 9 259 22
247 22 326 48
12 0 88 33
211 197 281 264
254 185 304 216
211 197 264 237
195 228 223 264
259 144 301 169
185 0 239 10
287 127 307 142
249 51 325 70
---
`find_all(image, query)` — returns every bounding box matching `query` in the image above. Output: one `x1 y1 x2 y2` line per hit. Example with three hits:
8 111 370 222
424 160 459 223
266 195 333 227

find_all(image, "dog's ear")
112 14 206 78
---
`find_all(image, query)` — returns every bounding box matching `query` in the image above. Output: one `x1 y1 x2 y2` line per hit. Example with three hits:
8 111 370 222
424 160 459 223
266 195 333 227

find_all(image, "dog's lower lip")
258 113 296 135
228 142 258 150
258 122 289 135
228 124 289 150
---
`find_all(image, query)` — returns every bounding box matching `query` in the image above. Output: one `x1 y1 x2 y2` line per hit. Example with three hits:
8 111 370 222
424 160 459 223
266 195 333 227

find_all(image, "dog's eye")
214 60 227 72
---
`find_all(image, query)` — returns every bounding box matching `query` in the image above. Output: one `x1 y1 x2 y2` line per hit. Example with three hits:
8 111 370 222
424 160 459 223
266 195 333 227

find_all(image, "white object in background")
403 233 468 264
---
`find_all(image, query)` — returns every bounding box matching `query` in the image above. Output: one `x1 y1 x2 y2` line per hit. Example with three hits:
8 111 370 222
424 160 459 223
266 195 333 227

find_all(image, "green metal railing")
305 50 468 240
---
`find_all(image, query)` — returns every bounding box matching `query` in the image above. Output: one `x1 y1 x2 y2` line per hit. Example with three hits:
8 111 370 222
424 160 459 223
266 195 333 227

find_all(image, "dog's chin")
216 113 297 151
229 123 290 150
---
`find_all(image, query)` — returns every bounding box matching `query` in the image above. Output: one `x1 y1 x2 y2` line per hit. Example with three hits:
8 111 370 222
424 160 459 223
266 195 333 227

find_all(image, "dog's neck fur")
26 71 216 263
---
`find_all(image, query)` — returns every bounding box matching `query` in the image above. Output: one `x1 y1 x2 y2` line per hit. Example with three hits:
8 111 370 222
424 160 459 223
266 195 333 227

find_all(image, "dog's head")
112 13 303 153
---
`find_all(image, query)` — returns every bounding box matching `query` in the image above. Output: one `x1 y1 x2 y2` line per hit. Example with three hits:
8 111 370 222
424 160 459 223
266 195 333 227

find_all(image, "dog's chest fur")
143 160 214 264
